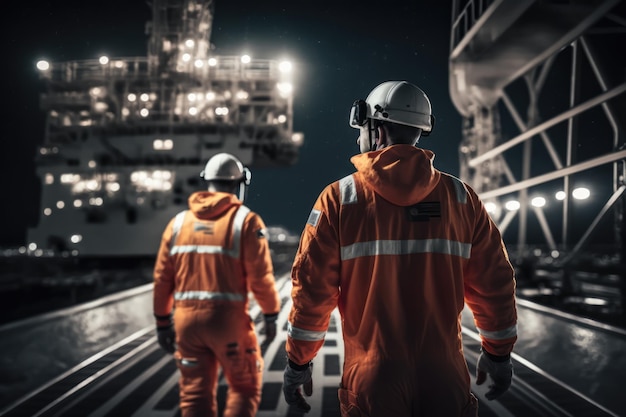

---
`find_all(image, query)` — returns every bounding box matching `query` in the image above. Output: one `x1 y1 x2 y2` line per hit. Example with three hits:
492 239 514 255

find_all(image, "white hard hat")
200 153 251 200
201 153 246 182
349 81 434 135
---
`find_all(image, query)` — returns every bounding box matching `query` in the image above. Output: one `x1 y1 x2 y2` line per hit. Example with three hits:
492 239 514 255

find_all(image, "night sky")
2 1 461 247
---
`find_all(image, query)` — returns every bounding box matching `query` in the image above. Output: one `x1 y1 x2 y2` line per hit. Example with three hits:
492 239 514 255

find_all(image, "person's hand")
156 324 176 354
283 359 313 412
476 350 513 400
263 313 278 346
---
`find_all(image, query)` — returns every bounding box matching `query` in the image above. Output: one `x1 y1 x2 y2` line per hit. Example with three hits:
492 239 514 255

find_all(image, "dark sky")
1 1 461 246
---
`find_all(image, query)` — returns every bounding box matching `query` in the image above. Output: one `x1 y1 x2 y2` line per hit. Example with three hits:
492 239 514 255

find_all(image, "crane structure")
26 0 302 257
451 0 626 263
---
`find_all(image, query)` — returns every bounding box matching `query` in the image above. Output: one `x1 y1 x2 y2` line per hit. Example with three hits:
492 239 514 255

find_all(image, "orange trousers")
338 354 478 417
173 303 263 417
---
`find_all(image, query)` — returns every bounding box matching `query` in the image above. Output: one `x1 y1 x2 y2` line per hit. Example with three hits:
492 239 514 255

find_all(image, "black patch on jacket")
194 221 215 234
406 202 441 221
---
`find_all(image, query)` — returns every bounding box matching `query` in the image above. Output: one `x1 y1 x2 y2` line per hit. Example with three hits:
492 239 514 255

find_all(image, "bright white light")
277 82 293 98
531 196 546 208
555 191 566 201
208 58 218 66
572 187 590 200
241 55 251 64
106 182 120 192
73 199 83 208
127 93 137 102
205 91 216 101
215 107 229 116
484 202 497 214
188 93 197 102
194 59 204 68
36 60 50 71
279 61 292 73
291 133 304 145
140 93 150 102
28 243 38 251
163 139 173 150
182 53 191 62
277 114 287 124
99 56 109 65
154 139 163 150
43 208 52 216
185 39 195 48
551 250 560 258
504 200 520 211
140 108 150 117
189 107 199 116
236 90 249 100
70 234 83 243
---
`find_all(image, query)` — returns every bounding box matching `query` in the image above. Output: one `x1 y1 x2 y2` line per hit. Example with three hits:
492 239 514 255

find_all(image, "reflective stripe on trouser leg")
175 351 220 417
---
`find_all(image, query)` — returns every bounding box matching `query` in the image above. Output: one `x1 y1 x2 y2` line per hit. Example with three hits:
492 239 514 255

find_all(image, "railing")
39 56 282 84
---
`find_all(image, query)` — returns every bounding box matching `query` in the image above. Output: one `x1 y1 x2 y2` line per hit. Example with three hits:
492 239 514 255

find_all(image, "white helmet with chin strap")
200 153 251 201
349 81 435 151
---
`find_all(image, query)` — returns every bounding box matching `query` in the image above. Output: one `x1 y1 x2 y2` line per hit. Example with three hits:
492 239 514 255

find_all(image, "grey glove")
283 359 313 412
156 324 176 354
476 350 513 400
263 313 278 346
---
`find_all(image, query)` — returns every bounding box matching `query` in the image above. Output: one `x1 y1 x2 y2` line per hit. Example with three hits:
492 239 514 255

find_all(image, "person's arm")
153 218 176 321
242 212 280 316
286 185 341 366
153 218 177 353
463 188 517 357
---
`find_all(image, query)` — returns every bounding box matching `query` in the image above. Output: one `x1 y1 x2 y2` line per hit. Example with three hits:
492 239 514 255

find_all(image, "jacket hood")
188 191 241 219
350 145 441 206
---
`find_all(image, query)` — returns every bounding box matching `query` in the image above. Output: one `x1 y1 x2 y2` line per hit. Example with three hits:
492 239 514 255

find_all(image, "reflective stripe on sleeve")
174 291 245 301
450 176 468 204
339 175 358 205
476 324 517 340
341 238 472 260
287 322 327 341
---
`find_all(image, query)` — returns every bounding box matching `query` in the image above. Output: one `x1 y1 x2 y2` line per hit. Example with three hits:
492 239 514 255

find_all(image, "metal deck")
1 273 625 417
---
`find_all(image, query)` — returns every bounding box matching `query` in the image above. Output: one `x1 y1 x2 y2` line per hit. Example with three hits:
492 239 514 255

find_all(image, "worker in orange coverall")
283 81 518 416
153 153 280 417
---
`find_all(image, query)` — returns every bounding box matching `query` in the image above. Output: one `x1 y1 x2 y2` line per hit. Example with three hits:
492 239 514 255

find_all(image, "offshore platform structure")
450 0 626 268
27 0 302 257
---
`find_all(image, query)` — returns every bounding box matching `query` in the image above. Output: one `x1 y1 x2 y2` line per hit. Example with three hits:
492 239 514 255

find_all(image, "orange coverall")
154 191 280 417
287 145 517 416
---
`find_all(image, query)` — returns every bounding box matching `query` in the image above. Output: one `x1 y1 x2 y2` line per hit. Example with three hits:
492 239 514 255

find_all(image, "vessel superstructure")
26 0 303 258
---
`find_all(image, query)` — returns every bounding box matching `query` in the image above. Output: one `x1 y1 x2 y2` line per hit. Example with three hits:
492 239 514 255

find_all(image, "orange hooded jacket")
287 145 517 366
153 191 280 322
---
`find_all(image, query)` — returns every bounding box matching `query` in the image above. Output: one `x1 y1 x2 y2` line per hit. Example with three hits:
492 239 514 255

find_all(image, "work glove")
283 359 313 412
476 350 513 400
263 313 278 346
156 323 176 354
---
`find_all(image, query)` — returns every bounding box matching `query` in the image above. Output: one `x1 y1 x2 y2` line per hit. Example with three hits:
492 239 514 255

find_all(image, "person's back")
153 153 280 417
283 81 517 416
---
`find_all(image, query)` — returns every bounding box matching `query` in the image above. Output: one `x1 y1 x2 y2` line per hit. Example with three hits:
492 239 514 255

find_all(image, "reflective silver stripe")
341 238 471 260
170 205 250 258
170 210 188 247
339 175 358 205
174 291 244 301
450 176 468 204
231 205 251 258
476 324 517 340
171 245 225 255
287 322 327 341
